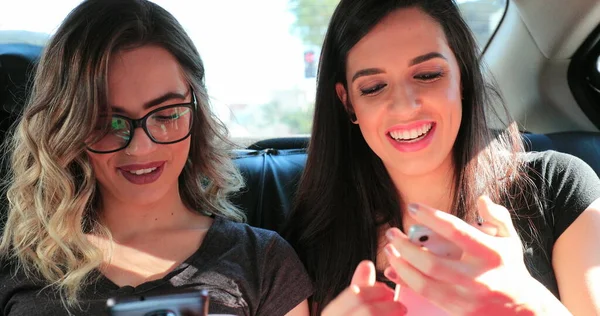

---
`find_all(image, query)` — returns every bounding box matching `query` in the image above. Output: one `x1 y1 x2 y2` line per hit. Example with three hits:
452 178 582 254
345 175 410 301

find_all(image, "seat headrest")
0 43 42 114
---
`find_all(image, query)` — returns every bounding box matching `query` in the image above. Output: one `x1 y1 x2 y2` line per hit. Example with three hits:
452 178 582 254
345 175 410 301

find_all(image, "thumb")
351 260 376 287
477 195 517 237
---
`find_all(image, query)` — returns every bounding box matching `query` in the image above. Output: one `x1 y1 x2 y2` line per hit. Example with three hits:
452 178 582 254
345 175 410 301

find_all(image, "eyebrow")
351 52 448 83
111 90 188 113
351 68 385 83
409 52 447 66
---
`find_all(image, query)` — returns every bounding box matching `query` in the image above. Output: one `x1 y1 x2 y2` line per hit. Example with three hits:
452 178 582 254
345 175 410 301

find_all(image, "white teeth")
389 123 433 141
409 129 419 139
128 167 157 175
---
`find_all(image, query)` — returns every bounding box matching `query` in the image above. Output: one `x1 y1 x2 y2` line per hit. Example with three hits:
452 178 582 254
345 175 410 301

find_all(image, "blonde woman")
0 1 311 315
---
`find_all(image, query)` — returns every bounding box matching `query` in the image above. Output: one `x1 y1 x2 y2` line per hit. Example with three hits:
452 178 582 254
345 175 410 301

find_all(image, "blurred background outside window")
0 0 507 143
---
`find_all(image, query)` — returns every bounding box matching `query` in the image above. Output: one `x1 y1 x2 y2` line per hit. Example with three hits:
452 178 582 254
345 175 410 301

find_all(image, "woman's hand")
322 260 407 316
383 196 561 316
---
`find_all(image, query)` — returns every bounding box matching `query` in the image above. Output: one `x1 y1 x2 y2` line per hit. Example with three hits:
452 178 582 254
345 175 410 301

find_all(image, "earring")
349 113 358 124
477 216 484 225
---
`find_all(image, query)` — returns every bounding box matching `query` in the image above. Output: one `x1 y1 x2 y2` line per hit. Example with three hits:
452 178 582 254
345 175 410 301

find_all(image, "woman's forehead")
345 8 452 73
106 45 188 112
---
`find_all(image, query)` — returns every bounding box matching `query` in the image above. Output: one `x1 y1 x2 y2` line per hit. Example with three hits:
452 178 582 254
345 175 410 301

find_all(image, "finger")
406 203 491 256
383 242 474 287
350 301 407 316
476 221 499 236
322 284 397 316
476 195 517 238
382 255 472 314
351 260 376 287
351 284 397 302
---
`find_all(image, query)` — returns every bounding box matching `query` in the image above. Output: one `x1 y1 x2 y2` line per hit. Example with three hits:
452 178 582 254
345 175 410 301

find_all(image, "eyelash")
359 71 444 96
414 71 444 82
360 83 387 96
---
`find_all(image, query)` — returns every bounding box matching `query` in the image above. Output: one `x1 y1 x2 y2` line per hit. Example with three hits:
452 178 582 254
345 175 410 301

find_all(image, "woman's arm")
553 198 600 316
285 299 310 316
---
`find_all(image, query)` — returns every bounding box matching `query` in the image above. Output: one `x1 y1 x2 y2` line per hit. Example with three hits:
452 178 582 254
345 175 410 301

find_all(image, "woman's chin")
383 155 451 179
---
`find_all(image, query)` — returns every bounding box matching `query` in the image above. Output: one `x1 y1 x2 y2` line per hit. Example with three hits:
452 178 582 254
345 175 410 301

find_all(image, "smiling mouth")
127 167 158 175
388 123 434 143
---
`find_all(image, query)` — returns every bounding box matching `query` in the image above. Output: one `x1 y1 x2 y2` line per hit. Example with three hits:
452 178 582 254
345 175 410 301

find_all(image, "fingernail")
385 228 400 241
478 223 499 236
407 203 419 214
385 268 398 280
384 244 400 258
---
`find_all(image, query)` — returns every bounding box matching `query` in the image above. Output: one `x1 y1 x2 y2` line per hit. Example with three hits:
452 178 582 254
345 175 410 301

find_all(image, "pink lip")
385 120 434 133
118 161 166 171
387 122 436 153
117 161 166 185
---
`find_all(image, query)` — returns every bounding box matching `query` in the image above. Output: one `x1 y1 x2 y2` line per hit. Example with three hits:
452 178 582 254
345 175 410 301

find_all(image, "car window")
0 0 507 144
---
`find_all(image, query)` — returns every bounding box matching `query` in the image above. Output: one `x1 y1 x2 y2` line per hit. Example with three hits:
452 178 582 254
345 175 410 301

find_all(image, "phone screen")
106 289 209 316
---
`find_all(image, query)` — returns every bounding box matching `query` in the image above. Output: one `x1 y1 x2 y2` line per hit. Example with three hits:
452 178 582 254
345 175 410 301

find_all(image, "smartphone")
407 224 463 259
106 289 209 316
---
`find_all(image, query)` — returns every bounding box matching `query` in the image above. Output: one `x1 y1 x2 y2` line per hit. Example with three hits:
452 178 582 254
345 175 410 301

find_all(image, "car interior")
0 0 599 237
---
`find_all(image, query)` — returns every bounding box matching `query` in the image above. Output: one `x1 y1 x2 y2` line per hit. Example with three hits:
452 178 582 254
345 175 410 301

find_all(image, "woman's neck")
388 156 456 216
376 156 456 270
97 185 202 242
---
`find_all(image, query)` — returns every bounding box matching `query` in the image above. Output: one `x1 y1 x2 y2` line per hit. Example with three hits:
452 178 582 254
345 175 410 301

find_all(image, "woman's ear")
335 83 358 124
335 82 348 108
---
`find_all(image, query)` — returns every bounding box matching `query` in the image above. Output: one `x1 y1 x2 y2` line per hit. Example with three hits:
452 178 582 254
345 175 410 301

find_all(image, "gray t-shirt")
0 216 313 316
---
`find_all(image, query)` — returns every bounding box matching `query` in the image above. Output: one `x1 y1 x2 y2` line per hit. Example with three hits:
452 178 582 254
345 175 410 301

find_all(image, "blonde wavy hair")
0 0 245 309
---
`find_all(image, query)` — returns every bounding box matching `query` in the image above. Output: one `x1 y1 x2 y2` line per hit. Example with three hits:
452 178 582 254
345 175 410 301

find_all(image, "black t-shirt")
505 151 600 298
0 216 314 316
375 151 600 299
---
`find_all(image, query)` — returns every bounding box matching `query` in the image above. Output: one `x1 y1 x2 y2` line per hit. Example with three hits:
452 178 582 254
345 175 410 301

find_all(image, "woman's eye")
154 114 179 122
414 72 443 82
360 83 387 96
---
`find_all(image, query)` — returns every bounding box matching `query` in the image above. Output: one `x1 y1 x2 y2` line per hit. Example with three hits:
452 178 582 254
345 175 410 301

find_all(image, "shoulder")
0 257 22 285
519 150 598 187
519 150 600 238
0 257 34 312
519 149 600 199
208 216 300 265
208 216 309 280
0 256 44 287
201 216 313 315
521 149 599 183
521 150 592 171
213 216 286 249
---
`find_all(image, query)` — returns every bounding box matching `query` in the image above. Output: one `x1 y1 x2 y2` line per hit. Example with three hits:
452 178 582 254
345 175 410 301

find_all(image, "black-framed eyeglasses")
86 89 197 154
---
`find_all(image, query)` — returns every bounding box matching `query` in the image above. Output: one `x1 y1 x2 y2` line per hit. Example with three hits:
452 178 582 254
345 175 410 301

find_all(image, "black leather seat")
231 148 307 232
0 43 41 226
232 132 600 233
523 131 600 174
0 43 41 128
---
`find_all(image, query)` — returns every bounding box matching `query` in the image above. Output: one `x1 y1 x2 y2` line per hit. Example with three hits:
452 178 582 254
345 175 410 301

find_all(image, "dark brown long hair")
283 0 527 313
